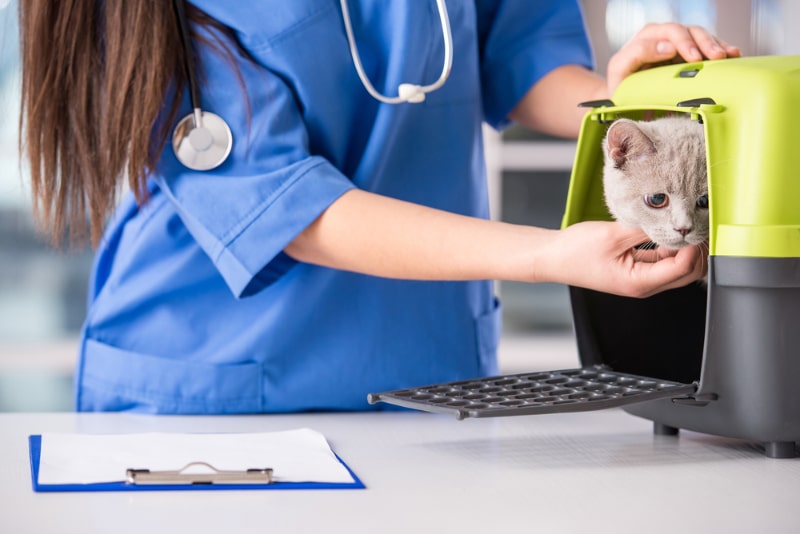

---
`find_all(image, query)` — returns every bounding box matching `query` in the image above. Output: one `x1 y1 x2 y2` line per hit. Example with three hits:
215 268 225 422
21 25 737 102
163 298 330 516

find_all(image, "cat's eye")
696 194 709 208
644 193 669 208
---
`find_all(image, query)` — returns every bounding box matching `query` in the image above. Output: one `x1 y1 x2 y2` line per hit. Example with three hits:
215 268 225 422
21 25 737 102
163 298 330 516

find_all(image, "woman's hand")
606 23 741 95
538 221 707 298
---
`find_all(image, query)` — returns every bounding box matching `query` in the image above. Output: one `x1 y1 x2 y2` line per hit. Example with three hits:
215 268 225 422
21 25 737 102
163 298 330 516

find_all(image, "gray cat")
602 117 708 252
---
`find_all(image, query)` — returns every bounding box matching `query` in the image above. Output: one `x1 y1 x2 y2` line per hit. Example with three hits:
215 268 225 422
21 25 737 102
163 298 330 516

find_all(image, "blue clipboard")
28 435 365 492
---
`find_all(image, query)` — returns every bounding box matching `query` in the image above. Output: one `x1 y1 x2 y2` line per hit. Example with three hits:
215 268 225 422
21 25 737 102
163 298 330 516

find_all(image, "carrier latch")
671 390 719 407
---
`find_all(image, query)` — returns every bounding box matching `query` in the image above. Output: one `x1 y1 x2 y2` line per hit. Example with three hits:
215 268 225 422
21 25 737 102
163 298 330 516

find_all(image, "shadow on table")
418 430 779 468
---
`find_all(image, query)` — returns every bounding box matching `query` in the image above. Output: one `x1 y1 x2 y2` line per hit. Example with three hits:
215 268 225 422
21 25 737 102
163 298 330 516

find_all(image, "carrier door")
368 367 696 420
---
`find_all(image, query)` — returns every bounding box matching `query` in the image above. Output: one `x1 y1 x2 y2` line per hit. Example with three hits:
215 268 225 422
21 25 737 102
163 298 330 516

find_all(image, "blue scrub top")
76 0 593 413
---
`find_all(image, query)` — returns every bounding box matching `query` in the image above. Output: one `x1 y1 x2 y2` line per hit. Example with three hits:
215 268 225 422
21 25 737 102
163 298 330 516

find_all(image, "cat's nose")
674 227 692 237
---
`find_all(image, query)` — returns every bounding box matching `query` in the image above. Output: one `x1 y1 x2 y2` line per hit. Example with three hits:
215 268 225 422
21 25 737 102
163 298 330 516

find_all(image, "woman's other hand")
606 23 741 95
538 221 707 298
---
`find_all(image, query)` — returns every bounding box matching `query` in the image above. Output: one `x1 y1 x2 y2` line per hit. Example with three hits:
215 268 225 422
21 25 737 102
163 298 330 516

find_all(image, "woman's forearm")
284 188 556 283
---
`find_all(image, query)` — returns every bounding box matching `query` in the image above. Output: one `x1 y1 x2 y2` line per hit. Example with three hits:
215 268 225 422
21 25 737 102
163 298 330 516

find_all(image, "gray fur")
602 117 708 250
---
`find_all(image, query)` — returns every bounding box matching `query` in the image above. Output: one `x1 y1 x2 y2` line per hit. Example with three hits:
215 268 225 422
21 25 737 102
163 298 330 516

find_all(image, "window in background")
0 1 93 346
605 0 717 51
0 0 22 208
752 0 784 55
0 0 89 411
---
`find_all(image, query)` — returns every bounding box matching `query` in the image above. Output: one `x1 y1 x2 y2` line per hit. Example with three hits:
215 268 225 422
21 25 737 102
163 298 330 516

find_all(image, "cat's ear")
605 119 656 169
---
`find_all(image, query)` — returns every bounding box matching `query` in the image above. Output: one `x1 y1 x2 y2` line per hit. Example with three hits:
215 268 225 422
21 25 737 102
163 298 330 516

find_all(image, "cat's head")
602 117 708 250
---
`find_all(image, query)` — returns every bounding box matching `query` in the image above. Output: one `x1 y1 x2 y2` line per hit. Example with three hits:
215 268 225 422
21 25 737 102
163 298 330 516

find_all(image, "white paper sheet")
38 428 355 485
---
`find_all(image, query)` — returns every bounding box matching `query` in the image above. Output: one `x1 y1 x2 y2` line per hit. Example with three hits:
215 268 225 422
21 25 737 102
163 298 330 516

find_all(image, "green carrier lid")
563 55 800 258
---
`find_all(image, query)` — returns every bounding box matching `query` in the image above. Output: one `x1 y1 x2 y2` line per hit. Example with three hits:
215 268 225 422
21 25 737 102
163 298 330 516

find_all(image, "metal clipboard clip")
126 461 273 485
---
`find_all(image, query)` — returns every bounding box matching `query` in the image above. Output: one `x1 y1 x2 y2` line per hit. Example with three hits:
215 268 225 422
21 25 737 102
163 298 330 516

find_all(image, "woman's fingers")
606 23 741 94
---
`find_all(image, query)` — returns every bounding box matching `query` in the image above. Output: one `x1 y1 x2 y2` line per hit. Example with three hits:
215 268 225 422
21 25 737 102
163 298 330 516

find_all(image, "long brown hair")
18 1 232 247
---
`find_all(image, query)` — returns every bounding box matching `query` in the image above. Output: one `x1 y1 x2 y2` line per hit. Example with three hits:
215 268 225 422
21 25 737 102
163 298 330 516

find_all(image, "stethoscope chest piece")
172 109 233 171
171 0 233 171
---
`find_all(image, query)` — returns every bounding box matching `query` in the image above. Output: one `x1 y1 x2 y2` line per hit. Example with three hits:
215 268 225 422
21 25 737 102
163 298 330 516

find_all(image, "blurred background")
0 0 798 411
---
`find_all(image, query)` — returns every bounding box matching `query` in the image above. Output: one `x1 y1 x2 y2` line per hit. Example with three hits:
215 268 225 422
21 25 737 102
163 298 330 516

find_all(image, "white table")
2 410 798 534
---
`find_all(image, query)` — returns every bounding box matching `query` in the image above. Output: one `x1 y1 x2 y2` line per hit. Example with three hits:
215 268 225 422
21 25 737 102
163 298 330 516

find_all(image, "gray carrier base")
370 257 800 459
622 256 800 459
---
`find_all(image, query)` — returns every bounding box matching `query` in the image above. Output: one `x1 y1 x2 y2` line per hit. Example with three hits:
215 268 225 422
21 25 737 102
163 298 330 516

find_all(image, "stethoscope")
171 0 453 171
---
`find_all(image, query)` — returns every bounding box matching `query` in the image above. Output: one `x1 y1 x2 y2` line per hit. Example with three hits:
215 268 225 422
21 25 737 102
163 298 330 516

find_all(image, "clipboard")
28 435 365 492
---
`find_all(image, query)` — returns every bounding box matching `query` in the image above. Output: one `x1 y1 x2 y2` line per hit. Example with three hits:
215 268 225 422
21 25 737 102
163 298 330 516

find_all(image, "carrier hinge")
676 97 717 107
578 100 617 124
676 97 722 124
578 99 616 108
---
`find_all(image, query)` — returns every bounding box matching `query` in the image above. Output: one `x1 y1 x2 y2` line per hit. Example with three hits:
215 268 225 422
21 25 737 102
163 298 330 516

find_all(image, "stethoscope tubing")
172 0 202 117
339 0 453 104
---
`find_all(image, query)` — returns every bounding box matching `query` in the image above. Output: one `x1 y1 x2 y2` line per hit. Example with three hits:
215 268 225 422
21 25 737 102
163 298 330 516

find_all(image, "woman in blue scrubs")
18 1 737 414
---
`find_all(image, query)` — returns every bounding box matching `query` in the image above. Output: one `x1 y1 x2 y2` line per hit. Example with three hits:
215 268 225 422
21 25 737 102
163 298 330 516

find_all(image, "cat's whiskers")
631 239 659 262
706 158 733 196
707 157 732 171
696 241 710 280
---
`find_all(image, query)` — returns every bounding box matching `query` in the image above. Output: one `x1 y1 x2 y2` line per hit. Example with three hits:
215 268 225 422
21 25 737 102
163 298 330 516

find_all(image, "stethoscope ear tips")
172 109 233 171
